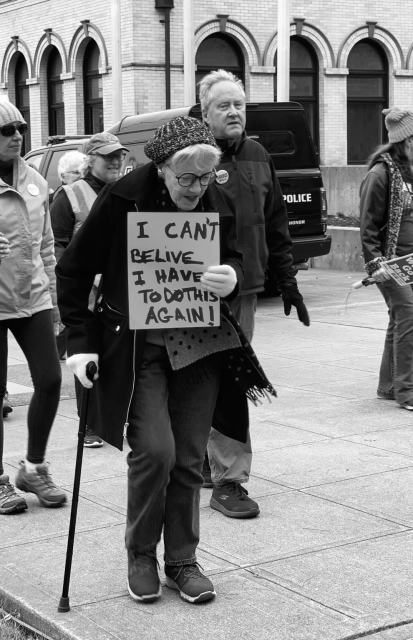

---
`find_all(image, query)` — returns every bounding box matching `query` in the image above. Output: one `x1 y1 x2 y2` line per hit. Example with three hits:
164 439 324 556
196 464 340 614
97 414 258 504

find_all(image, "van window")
25 152 45 171
249 132 295 155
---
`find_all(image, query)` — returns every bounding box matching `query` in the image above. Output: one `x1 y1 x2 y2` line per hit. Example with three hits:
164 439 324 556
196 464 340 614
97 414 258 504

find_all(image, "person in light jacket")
360 107 413 410
0 101 66 515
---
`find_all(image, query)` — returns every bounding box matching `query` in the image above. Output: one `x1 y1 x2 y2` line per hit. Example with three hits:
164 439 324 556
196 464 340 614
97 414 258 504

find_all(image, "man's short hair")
199 69 245 115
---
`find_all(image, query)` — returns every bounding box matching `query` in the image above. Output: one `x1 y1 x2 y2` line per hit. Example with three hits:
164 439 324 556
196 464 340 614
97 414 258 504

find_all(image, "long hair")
367 140 413 183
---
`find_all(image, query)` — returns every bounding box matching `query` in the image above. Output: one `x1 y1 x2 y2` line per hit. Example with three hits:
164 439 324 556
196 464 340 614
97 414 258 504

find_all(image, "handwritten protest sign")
382 252 413 286
127 211 220 329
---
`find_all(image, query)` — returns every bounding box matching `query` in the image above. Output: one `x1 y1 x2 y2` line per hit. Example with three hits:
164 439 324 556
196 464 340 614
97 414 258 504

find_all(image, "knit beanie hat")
0 101 25 127
383 107 413 143
144 116 218 165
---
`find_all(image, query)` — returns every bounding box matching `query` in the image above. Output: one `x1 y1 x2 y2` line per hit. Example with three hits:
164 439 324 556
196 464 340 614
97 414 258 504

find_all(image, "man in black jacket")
199 69 310 519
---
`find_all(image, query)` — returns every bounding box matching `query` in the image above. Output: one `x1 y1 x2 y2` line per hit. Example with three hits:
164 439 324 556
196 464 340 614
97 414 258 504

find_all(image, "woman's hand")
0 233 10 260
371 266 391 282
66 353 99 389
200 265 237 298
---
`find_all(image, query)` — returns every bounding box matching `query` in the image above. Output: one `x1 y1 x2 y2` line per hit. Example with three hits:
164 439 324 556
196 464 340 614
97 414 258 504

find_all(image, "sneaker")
15 461 66 508
399 402 413 411
84 427 104 448
377 388 395 400
0 474 27 514
210 481 260 519
202 454 213 488
165 563 215 603
127 550 161 603
2 392 13 418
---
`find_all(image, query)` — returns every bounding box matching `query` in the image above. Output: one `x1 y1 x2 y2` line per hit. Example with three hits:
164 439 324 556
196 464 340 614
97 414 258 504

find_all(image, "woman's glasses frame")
164 164 216 188
0 123 29 138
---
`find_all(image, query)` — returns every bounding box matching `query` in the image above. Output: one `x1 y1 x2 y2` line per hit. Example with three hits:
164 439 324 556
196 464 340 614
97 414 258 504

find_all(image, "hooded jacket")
0 157 56 320
56 162 244 450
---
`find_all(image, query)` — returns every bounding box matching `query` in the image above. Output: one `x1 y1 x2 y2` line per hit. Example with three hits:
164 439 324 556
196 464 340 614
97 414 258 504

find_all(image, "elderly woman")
0 101 65 514
56 116 251 605
51 132 128 447
57 149 86 186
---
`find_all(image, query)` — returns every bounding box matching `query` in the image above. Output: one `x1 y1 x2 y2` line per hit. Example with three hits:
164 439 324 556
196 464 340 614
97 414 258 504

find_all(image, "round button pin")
27 184 40 196
215 169 229 185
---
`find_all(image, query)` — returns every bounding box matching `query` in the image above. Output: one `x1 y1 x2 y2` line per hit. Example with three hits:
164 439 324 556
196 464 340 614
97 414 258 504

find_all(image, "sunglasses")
0 123 29 138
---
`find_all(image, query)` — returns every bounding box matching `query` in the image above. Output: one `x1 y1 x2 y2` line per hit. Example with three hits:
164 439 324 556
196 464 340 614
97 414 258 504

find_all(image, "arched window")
83 40 103 134
347 39 388 164
195 34 245 101
274 37 319 152
15 54 31 154
47 48 65 136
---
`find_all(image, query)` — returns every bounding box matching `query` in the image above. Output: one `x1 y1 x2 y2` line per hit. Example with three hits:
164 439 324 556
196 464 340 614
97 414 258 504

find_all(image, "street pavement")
2 268 413 640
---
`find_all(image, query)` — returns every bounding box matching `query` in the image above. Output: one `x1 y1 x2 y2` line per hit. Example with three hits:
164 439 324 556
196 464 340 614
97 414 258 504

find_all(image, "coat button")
97 307 103 312
115 325 120 332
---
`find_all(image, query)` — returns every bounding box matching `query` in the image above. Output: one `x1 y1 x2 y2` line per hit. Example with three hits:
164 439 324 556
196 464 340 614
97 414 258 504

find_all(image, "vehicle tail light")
320 187 328 222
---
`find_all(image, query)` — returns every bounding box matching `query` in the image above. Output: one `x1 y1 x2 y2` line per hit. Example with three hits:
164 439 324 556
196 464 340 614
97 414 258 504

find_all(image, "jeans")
125 342 221 565
0 310 62 474
377 280 413 405
207 293 256 486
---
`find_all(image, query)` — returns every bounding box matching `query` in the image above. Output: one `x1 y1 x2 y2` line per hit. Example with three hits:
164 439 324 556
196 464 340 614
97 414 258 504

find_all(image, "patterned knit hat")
0 101 25 127
383 107 413 143
144 116 218 165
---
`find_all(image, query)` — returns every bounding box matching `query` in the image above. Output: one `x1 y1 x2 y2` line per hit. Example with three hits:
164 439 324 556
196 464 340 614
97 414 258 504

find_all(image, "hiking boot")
0 474 27 514
377 388 395 400
15 461 66 508
127 550 161 603
84 427 103 448
2 392 13 418
211 481 260 519
165 563 215 603
202 453 213 488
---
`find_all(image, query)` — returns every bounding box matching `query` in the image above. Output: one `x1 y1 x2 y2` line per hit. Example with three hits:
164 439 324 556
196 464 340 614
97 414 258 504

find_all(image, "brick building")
1 0 413 211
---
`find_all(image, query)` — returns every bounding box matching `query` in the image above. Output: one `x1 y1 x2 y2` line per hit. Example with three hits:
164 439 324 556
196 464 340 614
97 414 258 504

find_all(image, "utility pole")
183 0 195 105
277 0 290 102
111 0 122 123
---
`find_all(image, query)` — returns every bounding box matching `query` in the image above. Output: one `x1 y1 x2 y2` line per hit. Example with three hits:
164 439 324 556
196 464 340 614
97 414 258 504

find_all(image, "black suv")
25 101 331 279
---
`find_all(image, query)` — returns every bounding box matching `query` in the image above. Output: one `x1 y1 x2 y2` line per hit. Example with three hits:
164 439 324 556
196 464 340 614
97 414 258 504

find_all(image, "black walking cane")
58 361 97 613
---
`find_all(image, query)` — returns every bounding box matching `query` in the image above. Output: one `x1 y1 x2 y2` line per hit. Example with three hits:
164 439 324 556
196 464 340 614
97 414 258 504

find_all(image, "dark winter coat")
56 162 244 450
216 132 296 294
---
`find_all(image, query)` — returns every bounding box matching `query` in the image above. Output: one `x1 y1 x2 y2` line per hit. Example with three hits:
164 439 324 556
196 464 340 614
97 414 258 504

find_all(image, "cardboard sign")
383 252 413 286
127 211 220 329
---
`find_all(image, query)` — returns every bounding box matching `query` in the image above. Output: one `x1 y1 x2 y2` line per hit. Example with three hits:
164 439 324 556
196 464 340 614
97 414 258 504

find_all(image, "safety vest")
62 179 98 235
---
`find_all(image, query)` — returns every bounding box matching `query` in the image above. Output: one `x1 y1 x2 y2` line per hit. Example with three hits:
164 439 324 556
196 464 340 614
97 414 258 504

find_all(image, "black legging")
0 309 62 474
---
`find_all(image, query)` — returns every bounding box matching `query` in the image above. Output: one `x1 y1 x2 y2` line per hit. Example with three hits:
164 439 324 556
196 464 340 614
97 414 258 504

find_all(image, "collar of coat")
110 161 234 219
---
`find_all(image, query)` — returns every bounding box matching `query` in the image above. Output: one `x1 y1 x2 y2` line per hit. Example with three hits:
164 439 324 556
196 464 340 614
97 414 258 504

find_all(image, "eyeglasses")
164 165 216 187
0 123 29 137
94 151 126 162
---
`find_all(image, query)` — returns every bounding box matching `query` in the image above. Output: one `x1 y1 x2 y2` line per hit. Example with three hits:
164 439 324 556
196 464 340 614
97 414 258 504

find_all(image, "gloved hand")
66 353 99 389
279 283 310 326
201 265 237 298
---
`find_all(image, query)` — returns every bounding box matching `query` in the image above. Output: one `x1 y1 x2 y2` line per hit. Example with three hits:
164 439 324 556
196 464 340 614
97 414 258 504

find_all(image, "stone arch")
1 38 33 86
337 26 403 72
68 23 108 74
263 22 334 69
406 42 413 70
195 19 260 69
33 31 68 78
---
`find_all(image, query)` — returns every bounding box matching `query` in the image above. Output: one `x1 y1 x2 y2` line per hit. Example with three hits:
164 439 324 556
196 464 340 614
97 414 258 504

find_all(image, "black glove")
279 283 310 326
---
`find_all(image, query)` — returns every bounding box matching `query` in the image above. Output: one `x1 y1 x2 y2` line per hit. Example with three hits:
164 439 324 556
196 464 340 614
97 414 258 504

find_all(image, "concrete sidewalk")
2 268 413 640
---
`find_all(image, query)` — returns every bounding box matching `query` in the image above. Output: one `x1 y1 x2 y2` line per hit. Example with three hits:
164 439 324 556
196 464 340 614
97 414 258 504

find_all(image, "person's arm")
56 184 118 356
265 159 297 286
39 194 58 317
360 164 389 273
50 188 76 261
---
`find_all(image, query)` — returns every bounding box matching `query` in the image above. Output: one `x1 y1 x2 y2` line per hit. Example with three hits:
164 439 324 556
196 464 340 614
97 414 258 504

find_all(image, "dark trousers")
377 280 413 405
125 342 220 565
0 310 62 474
